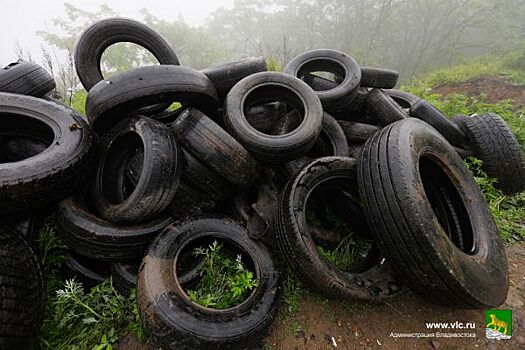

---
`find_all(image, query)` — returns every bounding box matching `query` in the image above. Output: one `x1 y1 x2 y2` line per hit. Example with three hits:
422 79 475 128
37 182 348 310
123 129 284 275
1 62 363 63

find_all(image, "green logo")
485 309 512 340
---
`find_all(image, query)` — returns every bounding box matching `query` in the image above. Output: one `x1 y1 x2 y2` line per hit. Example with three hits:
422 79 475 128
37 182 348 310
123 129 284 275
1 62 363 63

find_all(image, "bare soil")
432 76 525 108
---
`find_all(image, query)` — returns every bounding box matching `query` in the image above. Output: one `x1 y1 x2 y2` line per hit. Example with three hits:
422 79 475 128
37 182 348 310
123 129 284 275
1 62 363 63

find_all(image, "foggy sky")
0 0 234 65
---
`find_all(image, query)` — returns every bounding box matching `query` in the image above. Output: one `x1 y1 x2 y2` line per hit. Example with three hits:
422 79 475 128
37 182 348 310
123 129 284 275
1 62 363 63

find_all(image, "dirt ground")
432 75 525 108
265 242 525 350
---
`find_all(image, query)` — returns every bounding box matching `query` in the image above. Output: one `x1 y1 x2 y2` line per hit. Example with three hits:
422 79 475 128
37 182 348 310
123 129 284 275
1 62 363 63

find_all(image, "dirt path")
432 76 525 108
266 242 525 350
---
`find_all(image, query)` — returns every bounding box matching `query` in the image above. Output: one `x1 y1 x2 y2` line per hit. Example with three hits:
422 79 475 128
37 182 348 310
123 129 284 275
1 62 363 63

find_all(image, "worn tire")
86 65 219 133
366 88 408 126
225 72 323 161
111 262 139 297
0 93 91 213
172 108 260 188
384 89 420 108
92 116 181 224
0 61 55 97
358 118 508 307
63 253 110 291
453 113 525 194
137 215 281 350
74 17 179 91
285 49 361 111
337 121 380 144
201 57 268 101
58 196 173 262
245 102 286 133
410 99 468 148
360 67 399 89
0 226 45 350
276 156 399 300
168 182 217 219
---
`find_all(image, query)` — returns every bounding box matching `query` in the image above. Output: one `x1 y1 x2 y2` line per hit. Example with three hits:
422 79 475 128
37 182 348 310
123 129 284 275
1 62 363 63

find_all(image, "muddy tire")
453 113 525 195
0 93 91 214
0 61 55 97
74 17 179 91
172 108 260 188
366 88 408 126
58 196 173 262
276 156 399 300
337 121 380 144
410 99 468 148
201 57 268 101
360 67 398 89
92 117 181 224
181 149 234 201
63 253 110 291
384 89 420 108
0 226 45 350
358 118 508 307
111 262 139 297
137 215 281 350
285 49 361 111
225 72 323 161
86 65 219 133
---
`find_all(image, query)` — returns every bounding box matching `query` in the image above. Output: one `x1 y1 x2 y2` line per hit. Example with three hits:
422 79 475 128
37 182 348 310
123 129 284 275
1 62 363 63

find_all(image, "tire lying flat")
358 118 508 308
0 61 56 97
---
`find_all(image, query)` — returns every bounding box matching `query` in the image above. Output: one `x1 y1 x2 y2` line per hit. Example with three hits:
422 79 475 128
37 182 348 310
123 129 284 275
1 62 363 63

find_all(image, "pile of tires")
1 17 524 350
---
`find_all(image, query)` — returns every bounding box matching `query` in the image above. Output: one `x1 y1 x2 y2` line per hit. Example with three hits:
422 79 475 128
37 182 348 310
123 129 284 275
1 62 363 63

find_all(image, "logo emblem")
485 309 512 340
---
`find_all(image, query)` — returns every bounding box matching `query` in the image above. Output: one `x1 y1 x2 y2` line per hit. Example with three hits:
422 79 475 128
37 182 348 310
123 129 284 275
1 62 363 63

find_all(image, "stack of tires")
1 17 524 350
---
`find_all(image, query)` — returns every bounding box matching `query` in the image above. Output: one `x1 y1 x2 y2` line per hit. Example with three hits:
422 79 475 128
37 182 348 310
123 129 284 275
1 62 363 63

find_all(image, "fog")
2 0 523 99
0 0 234 64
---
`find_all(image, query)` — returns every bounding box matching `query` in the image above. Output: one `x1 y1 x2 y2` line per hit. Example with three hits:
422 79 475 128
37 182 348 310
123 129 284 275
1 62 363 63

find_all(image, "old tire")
0 61 55 97
57 196 173 262
172 108 260 188
358 118 508 307
453 113 525 194
86 65 219 133
384 89 420 108
366 88 408 126
0 93 91 214
92 117 181 224
225 72 323 161
285 49 361 111
201 57 268 101
410 99 468 148
360 67 399 89
276 156 399 300
74 17 179 91
137 215 281 350
0 226 45 350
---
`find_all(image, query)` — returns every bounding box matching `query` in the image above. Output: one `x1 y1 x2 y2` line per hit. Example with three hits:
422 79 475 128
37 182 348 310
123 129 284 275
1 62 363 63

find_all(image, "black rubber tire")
137 215 281 350
92 116 181 224
85 65 219 133
410 99 468 148
111 262 139 297
453 113 525 194
168 182 217 219
0 226 45 350
384 89 420 108
245 102 286 133
0 60 55 97
74 17 179 91
276 156 399 300
63 253 110 291
201 57 268 101
284 49 361 111
172 108 260 188
308 112 349 158
366 88 408 126
358 118 508 307
1 213 46 242
181 148 234 201
57 196 173 262
0 93 92 214
0 137 48 162
360 67 399 89
225 72 323 161
337 121 380 144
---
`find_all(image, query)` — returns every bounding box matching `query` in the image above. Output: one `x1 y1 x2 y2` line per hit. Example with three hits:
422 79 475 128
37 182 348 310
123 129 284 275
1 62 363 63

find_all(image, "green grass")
186 241 258 309
36 225 145 350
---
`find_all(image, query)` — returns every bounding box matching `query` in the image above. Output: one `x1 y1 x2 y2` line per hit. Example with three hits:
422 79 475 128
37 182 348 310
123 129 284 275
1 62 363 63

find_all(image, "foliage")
186 241 258 309
317 236 359 272
36 226 145 350
69 90 87 115
281 271 301 316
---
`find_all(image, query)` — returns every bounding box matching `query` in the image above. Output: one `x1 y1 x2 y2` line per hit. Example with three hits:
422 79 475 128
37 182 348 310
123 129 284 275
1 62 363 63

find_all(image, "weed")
281 270 302 316
186 241 258 309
